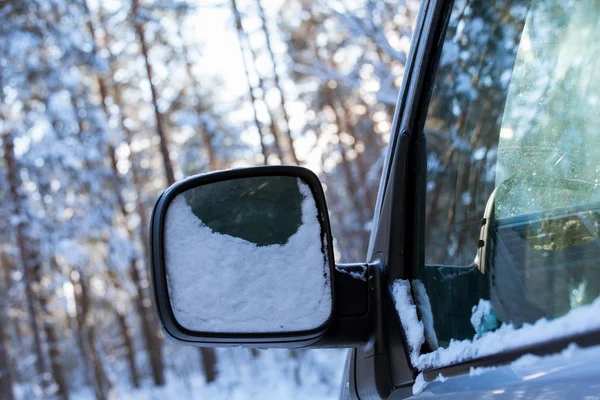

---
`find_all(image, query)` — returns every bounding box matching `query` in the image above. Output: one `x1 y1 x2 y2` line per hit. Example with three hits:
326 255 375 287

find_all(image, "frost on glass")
496 0 600 219
164 176 332 333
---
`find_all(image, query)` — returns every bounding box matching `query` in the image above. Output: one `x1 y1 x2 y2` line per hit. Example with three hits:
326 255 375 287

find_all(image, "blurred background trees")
0 0 419 398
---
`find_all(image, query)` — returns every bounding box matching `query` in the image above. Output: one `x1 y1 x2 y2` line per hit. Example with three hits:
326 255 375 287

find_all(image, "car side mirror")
150 166 343 347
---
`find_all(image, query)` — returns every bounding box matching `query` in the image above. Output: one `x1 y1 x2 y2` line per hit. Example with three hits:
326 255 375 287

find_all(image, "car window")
418 0 600 355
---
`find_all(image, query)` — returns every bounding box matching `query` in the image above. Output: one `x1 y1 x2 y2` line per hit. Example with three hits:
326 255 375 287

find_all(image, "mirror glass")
164 175 332 333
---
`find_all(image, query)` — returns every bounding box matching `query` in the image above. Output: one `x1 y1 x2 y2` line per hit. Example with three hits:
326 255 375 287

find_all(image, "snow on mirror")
164 176 332 333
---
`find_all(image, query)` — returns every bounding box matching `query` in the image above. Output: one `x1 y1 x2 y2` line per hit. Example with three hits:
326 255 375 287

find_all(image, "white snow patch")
165 179 332 333
470 299 497 336
469 343 582 378
412 372 447 395
392 279 600 373
470 299 493 332
412 373 427 395
391 280 424 367
335 264 367 281
511 343 580 369
418 295 600 370
468 365 497 377
413 280 439 350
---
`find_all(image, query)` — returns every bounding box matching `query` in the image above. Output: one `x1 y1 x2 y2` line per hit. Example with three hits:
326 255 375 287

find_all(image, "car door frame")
348 0 454 398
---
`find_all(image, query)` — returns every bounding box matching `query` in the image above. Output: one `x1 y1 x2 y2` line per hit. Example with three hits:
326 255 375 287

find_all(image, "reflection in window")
423 0 528 268
184 176 304 246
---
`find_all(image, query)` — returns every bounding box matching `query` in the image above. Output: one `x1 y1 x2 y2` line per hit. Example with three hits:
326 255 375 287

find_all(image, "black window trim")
386 0 454 394
351 0 443 397
352 0 455 397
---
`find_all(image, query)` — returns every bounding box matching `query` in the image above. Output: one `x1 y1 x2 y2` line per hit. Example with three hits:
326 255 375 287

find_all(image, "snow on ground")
164 178 332 333
62 348 347 400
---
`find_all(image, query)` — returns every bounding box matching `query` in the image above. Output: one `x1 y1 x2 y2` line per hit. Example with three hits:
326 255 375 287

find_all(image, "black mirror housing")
150 166 338 348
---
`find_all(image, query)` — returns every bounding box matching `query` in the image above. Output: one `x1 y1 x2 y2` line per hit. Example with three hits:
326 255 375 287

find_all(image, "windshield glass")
495 2 600 218
420 0 600 352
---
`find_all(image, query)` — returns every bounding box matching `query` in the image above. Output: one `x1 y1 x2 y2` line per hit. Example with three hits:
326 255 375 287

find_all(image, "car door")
350 0 600 398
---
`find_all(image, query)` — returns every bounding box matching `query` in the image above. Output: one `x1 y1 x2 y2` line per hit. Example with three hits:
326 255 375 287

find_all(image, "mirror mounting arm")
334 263 370 318
313 262 380 348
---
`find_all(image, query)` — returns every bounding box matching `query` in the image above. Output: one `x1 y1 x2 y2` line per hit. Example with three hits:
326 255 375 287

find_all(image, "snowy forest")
0 0 420 398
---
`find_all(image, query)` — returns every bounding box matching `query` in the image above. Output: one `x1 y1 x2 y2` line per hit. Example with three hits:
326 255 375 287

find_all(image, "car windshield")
420 0 600 353
495 4 600 218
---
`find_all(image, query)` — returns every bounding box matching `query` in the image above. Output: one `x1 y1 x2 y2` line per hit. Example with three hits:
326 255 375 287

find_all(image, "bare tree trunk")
129 259 166 386
323 51 375 214
339 99 376 213
230 0 270 164
311 42 369 238
72 270 111 400
2 131 47 382
266 107 285 163
0 256 20 389
319 174 353 243
107 272 141 389
255 0 299 165
127 163 168 387
94 6 167 386
131 0 176 185
235 0 286 163
88 72 144 388
116 91 167 386
30 257 68 400
69 83 138 394
176 24 218 171
87 320 109 400
116 310 140 388
13 163 69 400
324 88 367 227
43 318 68 400
199 348 218 383
73 308 93 389
92 73 143 390
110 79 167 387
40 257 70 400
0 311 15 400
